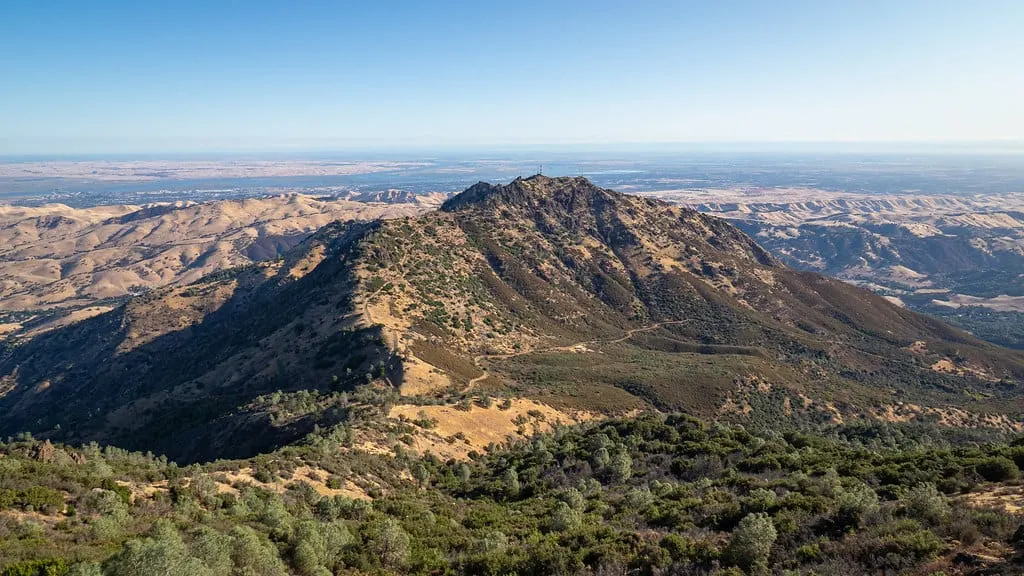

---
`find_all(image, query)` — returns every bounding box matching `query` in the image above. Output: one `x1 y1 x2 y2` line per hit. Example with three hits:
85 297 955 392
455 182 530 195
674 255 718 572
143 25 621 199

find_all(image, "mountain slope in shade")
0 220 398 461
2 176 1024 462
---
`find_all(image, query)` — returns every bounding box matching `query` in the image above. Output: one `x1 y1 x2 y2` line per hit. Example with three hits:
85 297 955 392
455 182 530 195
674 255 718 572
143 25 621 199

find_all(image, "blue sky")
1 0 1022 154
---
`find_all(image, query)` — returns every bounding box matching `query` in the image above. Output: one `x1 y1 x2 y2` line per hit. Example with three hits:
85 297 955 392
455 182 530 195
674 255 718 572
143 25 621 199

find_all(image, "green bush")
795 542 821 562
363 518 410 570
1007 446 1024 470
902 483 950 523
835 482 879 530
726 513 777 570
230 526 289 576
65 564 102 576
550 501 583 532
743 488 777 513
100 479 132 506
0 486 64 512
104 521 213 576
2 559 69 576
660 533 693 561
976 457 1019 482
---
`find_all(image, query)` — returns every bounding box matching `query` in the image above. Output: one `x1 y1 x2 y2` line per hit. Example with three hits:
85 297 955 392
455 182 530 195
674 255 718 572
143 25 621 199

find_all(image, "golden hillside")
0 194 440 335
3 177 1024 463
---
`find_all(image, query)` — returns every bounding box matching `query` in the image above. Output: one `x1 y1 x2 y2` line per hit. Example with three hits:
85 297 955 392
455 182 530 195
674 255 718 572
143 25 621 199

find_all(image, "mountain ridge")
2 176 1023 462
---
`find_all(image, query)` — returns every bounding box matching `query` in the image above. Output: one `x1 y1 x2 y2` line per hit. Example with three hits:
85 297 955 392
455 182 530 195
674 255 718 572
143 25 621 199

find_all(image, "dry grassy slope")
682 191 1024 227
736 218 1024 276
3 176 1024 463
355 176 1024 425
356 176 780 356
0 194 433 316
678 192 1024 296
0 220 401 462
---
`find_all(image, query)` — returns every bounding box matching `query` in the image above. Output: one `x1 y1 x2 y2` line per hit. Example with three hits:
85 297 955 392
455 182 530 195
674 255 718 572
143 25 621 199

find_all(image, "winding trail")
465 320 693 390
358 255 411 386
360 255 410 328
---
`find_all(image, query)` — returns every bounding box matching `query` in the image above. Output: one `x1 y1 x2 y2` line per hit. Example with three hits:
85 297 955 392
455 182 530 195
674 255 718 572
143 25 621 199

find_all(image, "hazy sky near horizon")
1 1 1023 154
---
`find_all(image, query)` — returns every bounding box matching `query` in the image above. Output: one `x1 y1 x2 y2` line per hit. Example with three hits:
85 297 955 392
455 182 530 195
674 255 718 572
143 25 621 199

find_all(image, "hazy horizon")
3 140 1024 162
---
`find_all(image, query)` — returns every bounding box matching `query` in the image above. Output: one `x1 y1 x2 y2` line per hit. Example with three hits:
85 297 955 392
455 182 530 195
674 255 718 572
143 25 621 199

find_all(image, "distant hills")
0 193 441 338
689 194 1024 293
2 176 1023 462
343 189 449 205
670 191 1024 348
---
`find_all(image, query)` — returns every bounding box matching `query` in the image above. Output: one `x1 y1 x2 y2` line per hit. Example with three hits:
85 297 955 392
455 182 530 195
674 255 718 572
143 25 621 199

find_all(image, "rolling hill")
0 194 439 338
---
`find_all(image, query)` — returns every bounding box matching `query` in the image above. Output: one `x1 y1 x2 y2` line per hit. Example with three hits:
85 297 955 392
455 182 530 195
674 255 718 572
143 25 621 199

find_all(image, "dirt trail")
461 319 903 392
359 256 410 386
361 256 409 327
466 320 692 390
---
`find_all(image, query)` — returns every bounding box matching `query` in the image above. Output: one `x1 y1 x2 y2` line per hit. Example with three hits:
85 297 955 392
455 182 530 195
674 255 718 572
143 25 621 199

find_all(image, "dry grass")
216 466 370 500
398 353 455 395
871 403 1024 432
389 399 596 460
960 485 1024 513
0 194 429 332
116 465 371 502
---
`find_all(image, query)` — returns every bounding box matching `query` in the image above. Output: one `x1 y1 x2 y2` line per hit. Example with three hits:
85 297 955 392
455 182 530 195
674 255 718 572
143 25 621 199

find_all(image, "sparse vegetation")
3 177 1024 575
3 415 1024 574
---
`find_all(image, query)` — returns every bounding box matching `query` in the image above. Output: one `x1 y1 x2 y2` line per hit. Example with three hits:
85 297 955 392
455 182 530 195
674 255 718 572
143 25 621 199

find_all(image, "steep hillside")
0 220 400 461
2 176 1024 463
728 212 1024 290
361 177 1024 422
346 189 449 205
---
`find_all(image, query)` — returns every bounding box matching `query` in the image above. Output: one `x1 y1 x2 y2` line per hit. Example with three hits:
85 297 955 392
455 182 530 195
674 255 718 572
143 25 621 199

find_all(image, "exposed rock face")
32 439 55 463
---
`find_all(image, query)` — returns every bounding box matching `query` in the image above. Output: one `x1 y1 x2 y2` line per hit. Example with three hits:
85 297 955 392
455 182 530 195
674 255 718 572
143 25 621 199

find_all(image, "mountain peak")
441 175 604 212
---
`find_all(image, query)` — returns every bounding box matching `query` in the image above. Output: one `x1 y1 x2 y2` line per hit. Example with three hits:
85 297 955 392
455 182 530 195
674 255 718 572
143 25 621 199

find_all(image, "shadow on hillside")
0 221 396 463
